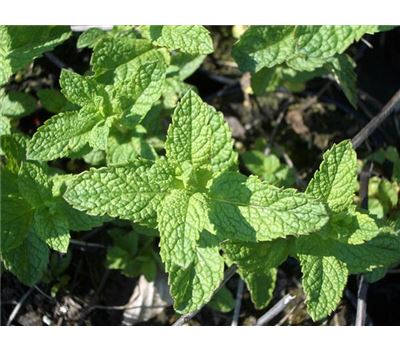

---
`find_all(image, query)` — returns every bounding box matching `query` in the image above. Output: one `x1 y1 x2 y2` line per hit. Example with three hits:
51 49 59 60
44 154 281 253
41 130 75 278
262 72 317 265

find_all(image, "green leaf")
2 230 49 286
59 69 107 106
233 25 387 73
77 27 106 49
0 25 71 85
322 209 381 244
209 172 329 242
242 268 277 309
149 26 213 55
223 239 287 309
0 91 36 117
0 194 33 253
168 52 206 80
27 110 100 161
306 140 357 212
158 190 208 269
168 232 224 314
106 128 157 165
64 158 174 226
37 88 74 113
91 37 152 74
33 207 70 253
208 286 235 313
166 90 237 173
364 267 388 283
1 133 28 173
298 247 348 321
18 161 52 208
328 54 357 108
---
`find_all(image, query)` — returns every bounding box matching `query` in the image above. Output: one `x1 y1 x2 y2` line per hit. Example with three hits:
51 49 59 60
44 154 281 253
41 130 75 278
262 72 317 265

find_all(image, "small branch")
173 266 237 326
355 162 373 326
231 279 244 326
255 294 296 326
6 287 34 326
44 52 70 70
351 88 400 149
70 239 106 250
355 276 369 326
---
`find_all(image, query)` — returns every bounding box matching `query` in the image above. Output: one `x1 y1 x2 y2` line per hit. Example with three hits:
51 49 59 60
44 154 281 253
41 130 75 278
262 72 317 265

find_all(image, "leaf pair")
232 25 393 107
64 91 330 313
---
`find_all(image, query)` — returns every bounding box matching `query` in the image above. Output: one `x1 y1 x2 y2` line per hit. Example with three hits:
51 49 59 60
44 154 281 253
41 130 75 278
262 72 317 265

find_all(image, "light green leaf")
242 268 277 309
0 194 33 253
0 91 36 117
149 25 213 55
168 52 206 80
322 209 381 244
223 239 287 309
77 27 106 49
64 158 174 226
209 172 329 242
306 140 357 212
59 69 107 106
0 25 71 85
113 57 167 123
91 37 152 74
208 286 235 313
37 88 74 113
298 248 348 321
166 90 237 173
158 190 208 269
27 109 100 161
168 233 224 314
328 54 357 108
2 230 49 286
18 161 52 208
106 128 157 165
233 25 387 73
33 207 70 253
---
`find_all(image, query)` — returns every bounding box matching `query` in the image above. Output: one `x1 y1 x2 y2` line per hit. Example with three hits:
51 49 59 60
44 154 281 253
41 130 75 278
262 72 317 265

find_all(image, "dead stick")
231 279 244 326
351 89 400 149
355 162 373 326
255 294 296 326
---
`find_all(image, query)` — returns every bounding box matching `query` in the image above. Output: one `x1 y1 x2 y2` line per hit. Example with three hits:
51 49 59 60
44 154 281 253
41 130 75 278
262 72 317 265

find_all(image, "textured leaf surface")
0 194 33 253
32 206 70 253
64 158 174 226
0 25 71 85
298 250 348 321
149 26 213 55
223 239 287 309
233 25 386 73
113 58 167 123
209 172 328 242
166 90 237 173
91 37 152 73
2 230 49 286
0 91 36 117
306 140 357 212
208 287 235 313
59 69 107 106
168 233 224 314
27 110 100 161
18 162 52 208
243 268 277 309
158 190 208 269
328 54 357 108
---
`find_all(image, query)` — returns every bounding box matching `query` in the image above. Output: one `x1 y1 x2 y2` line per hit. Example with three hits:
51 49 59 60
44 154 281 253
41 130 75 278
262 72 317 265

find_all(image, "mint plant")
1 133 106 285
1 25 399 325
63 90 331 313
232 25 393 107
